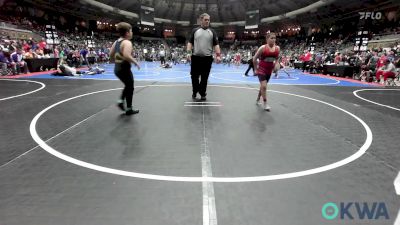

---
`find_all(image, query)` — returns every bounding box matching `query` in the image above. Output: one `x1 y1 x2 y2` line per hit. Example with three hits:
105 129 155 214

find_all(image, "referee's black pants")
245 61 254 75
190 55 213 97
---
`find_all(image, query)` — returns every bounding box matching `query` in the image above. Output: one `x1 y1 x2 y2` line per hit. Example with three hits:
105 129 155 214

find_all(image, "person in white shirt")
10 48 28 74
376 59 397 82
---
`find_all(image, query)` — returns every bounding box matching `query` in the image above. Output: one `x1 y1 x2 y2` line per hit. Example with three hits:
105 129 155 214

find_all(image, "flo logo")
359 12 382 20
322 202 389 220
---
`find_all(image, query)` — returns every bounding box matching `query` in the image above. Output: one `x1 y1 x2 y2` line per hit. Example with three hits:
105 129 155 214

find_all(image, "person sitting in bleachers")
334 53 341 65
38 38 47 51
42 49 51 59
361 51 379 82
376 58 397 83
22 40 30 52
387 50 396 62
53 46 59 58
24 48 38 59
35 48 44 58
376 52 387 69
0 47 10 76
395 57 400 68
10 48 28 75
300 50 312 72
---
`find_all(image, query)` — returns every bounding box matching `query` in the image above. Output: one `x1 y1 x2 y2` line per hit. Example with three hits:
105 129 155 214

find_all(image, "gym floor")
1 62 399 225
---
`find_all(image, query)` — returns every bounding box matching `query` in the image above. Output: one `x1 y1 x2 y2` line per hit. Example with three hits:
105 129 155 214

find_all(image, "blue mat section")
30 62 375 87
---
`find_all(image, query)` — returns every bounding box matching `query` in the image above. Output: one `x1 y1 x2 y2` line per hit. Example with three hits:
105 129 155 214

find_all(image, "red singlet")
256 45 279 76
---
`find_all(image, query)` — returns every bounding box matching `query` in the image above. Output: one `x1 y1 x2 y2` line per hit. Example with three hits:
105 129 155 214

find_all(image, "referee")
187 13 221 101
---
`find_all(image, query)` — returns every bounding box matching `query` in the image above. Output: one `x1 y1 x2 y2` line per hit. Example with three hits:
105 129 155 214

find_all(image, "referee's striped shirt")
189 27 219 57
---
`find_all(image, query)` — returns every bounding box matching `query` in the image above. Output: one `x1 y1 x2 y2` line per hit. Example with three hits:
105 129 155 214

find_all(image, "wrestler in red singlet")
256 44 280 77
253 32 280 111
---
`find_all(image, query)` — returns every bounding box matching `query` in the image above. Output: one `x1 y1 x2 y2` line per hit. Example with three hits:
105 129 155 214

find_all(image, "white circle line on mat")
210 74 340 86
66 75 190 81
211 71 299 81
0 79 46 101
353 89 400 111
30 84 372 182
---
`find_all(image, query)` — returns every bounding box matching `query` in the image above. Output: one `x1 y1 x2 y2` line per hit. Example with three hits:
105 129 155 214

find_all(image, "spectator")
22 40 30 52
395 57 400 68
7 40 16 53
43 49 51 58
387 50 395 62
38 38 47 50
35 48 44 58
376 52 387 69
80 47 89 67
376 58 397 83
334 53 341 64
367 51 379 72
0 47 10 76
58 48 65 65
10 48 28 75
24 49 35 59
54 47 59 58
324 52 334 64
315 52 323 65
300 50 312 72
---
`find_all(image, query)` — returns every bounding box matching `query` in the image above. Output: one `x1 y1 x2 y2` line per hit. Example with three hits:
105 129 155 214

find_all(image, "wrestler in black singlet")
114 39 138 115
